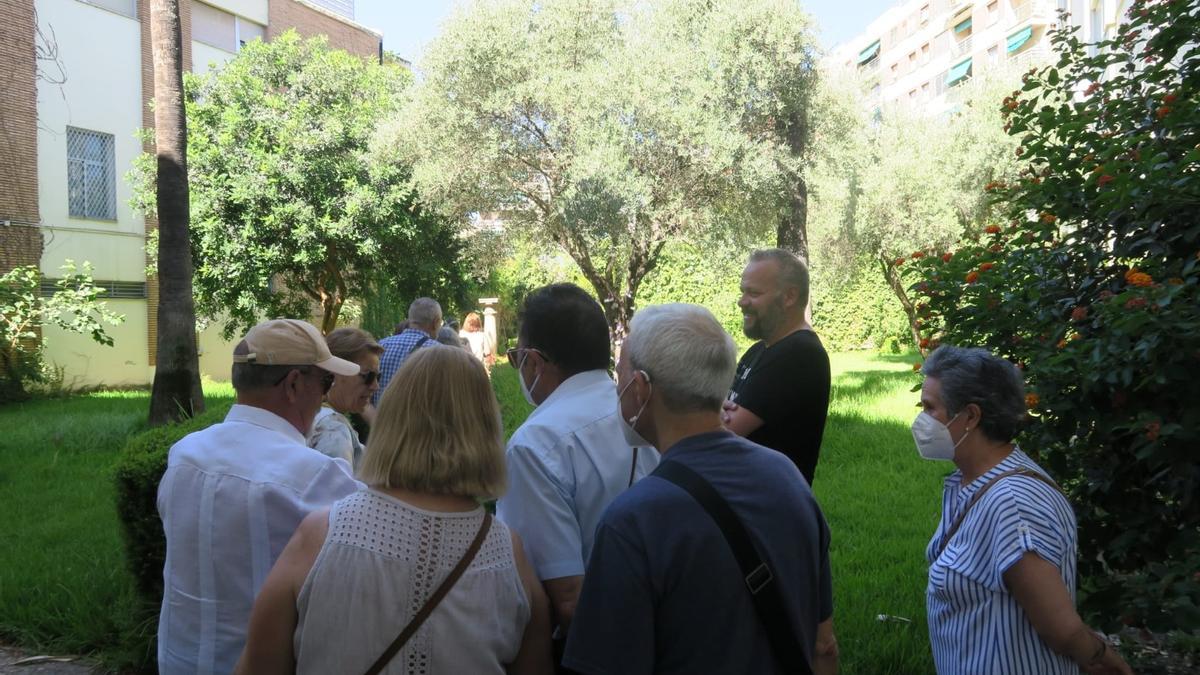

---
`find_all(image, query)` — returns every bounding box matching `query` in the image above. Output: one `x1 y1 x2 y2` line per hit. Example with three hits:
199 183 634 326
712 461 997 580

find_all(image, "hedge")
113 401 233 604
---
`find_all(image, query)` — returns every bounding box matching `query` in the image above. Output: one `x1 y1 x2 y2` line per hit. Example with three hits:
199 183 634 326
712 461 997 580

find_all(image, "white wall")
36 0 153 387
203 0 268 27
192 40 237 72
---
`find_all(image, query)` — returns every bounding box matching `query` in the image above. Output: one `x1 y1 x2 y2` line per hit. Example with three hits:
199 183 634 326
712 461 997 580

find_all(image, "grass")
0 357 937 673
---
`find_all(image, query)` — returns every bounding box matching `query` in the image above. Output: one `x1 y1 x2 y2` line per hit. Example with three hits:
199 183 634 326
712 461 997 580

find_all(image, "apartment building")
0 0 381 387
832 0 1131 114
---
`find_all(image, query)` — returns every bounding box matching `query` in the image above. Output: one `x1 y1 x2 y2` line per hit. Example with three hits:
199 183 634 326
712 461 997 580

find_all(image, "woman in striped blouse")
914 346 1132 675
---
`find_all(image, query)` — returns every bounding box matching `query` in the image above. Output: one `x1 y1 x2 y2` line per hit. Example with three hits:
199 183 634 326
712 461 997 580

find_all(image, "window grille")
66 127 117 221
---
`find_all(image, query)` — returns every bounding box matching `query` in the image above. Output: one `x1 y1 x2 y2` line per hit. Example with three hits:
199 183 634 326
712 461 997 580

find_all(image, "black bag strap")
364 512 492 675
654 461 814 675
413 335 431 350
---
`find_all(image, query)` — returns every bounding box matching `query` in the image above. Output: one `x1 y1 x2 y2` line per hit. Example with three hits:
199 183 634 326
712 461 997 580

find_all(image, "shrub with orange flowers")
907 0 1199 637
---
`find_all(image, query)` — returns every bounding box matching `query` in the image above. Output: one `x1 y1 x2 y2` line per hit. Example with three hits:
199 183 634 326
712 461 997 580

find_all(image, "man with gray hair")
564 303 838 675
374 297 442 405
725 248 831 486
157 319 363 674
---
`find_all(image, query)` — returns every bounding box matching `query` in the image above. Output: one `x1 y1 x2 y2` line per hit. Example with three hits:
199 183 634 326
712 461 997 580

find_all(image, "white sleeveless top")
294 489 531 674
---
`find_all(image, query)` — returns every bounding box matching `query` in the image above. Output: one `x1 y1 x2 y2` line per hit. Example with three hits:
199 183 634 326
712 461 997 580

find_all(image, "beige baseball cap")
231 319 360 376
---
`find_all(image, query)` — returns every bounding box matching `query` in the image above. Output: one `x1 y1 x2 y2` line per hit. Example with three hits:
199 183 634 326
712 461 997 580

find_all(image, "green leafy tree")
910 0 1199 635
808 69 1021 348
389 0 818 343
134 31 470 337
0 261 124 400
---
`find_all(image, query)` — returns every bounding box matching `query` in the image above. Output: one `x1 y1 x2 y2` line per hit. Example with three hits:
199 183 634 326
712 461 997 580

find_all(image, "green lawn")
0 354 939 673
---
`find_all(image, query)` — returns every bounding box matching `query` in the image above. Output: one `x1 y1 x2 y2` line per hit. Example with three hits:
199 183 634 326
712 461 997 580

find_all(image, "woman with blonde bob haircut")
236 347 553 675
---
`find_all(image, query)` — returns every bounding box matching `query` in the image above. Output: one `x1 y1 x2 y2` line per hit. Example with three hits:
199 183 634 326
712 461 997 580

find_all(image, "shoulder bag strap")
414 335 431 350
935 467 1062 558
654 461 814 675
364 512 493 675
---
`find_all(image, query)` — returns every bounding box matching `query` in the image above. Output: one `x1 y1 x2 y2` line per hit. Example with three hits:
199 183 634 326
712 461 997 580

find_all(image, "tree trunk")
148 0 205 425
775 107 810 261
879 254 923 352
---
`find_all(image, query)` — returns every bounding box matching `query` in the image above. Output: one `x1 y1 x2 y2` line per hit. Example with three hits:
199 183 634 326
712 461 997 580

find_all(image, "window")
66 127 117 221
908 50 918 65
988 45 1000 62
909 89 918 100
987 0 998 24
921 42 931 63
891 63 900 77
192 1 265 53
920 3 930 23
921 81 931 97
76 0 136 19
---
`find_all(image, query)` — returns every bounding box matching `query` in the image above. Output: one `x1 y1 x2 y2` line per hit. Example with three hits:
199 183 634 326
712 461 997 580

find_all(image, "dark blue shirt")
564 430 833 675
373 329 433 406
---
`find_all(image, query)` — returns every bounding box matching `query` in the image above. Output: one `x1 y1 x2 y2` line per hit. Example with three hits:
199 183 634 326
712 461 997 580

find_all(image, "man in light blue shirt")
496 283 659 645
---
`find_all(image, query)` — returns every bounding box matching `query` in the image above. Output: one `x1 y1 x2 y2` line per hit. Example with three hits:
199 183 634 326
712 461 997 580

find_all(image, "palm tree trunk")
148 0 205 425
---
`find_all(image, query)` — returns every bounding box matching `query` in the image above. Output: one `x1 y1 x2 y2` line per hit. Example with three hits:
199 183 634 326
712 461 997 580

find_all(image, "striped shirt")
926 448 1078 675
373 328 434 406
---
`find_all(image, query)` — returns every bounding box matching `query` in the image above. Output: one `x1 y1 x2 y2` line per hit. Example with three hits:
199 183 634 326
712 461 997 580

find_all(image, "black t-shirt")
728 329 831 485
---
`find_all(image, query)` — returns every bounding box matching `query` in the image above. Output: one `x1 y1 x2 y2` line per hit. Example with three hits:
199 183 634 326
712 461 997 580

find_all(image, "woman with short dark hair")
915 345 1131 675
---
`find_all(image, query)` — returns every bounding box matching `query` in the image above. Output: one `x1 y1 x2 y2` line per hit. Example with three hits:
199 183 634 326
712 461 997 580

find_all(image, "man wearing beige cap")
157 319 363 674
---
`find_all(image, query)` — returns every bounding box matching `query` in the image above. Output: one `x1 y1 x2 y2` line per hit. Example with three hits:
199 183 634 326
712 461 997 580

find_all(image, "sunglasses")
273 367 335 394
359 370 380 386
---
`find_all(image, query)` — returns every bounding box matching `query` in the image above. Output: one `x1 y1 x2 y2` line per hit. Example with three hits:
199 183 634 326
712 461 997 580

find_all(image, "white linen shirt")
157 404 362 675
496 370 660 581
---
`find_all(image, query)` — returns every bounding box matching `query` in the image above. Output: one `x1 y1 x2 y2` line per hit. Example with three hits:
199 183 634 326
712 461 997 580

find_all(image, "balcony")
1010 46 1053 69
1011 0 1057 27
952 34 974 58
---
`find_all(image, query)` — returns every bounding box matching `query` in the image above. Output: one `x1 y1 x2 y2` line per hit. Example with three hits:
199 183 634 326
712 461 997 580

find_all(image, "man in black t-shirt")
724 248 831 485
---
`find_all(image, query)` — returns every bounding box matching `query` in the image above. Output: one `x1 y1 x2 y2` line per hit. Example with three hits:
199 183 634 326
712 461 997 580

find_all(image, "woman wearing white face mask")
915 346 1131 675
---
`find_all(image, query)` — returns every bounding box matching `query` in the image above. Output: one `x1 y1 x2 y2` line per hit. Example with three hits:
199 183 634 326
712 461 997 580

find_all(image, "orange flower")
1071 306 1088 321
942 252 953 263
966 271 979 284
894 257 905 266
1040 212 1057 224
984 181 1006 192
1098 174 1115 187
1145 420 1161 442
919 338 931 349
911 251 926 259
980 262 995 272
912 362 923 372
1124 268 1153 287
1084 82 1100 96
1056 338 1068 349
990 244 1003 253
985 225 1002 234
1163 93 1177 104
1125 297 1148 310
1156 106 1172 120
1025 393 1039 409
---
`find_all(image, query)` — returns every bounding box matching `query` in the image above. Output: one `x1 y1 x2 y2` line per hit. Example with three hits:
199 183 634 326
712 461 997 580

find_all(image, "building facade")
832 0 1131 114
0 0 381 387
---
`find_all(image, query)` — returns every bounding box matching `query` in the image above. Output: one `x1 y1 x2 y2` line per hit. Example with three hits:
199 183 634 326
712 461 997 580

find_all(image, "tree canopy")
135 31 471 337
386 0 818 341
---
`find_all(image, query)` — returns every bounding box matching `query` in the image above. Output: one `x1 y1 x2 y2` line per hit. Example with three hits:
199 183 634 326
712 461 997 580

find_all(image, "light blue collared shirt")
496 370 660 580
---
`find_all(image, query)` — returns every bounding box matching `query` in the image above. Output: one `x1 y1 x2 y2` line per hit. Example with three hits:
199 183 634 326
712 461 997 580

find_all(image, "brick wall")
0 0 42 274
141 0 193 365
268 0 381 61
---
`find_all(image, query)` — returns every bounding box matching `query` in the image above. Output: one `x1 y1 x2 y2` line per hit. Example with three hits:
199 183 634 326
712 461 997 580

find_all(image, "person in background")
235 346 552 675
564 303 838 674
460 311 494 369
437 324 468 347
375 297 442 406
916 346 1132 675
309 327 382 472
158 319 362 674
496 283 659 660
724 248 831 486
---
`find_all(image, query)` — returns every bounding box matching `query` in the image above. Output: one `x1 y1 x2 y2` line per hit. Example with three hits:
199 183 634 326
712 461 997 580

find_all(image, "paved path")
0 647 96 675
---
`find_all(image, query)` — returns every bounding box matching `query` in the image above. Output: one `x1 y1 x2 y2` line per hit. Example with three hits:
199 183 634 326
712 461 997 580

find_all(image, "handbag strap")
935 467 1062 558
654 460 814 675
364 511 493 675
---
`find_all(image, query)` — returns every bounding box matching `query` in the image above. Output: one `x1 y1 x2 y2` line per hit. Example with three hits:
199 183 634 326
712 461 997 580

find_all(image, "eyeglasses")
359 370 380 386
506 347 548 369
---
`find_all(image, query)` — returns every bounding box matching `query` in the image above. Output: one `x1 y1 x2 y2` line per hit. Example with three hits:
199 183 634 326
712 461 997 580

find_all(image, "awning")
1007 26 1033 53
946 58 972 86
954 17 973 33
857 40 881 65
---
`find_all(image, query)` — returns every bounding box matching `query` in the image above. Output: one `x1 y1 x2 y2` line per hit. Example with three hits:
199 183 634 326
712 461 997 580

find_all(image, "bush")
113 401 232 603
909 0 1199 634
812 261 912 352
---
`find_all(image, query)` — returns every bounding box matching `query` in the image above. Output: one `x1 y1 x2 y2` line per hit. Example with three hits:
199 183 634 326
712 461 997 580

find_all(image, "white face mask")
518 351 542 407
911 411 968 461
617 371 653 448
